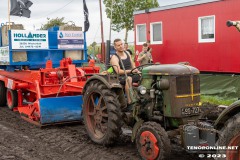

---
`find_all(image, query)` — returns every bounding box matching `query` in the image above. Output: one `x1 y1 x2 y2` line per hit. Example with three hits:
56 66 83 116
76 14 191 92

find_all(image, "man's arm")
110 55 131 75
137 53 146 62
149 47 152 53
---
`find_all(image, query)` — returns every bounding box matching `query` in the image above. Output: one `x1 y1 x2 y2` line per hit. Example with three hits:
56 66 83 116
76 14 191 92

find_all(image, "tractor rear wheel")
136 122 171 160
0 81 6 106
83 81 122 146
217 112 240 160
6 89 18 110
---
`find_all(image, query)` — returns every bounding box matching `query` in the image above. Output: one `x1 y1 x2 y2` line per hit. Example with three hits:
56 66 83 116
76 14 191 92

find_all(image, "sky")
0 0 194 44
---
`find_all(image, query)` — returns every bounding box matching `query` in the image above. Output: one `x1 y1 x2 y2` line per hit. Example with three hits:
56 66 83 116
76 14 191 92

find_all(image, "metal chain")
198 127 222 135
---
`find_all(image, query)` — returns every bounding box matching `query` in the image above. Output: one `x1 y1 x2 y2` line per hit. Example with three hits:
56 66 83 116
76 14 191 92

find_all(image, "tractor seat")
121 83 139 90
133 83 139 87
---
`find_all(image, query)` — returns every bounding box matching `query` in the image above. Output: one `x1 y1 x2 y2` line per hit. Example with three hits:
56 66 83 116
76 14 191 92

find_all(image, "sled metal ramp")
39 95 83 124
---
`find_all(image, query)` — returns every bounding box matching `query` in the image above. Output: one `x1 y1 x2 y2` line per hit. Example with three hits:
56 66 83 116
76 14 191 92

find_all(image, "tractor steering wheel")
130 64 153 75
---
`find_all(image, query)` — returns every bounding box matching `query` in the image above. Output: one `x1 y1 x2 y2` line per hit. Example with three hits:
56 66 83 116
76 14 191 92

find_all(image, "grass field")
201 95 237 106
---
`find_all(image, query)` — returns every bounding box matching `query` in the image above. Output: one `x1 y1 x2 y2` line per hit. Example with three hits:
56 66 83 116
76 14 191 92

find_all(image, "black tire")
216 112 240 160
136 122 171 160
83 81 122 146
0 81 7 106
6 89 18 110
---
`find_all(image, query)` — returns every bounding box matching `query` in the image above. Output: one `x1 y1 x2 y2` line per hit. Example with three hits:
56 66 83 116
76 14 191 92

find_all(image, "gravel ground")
0 107 204 160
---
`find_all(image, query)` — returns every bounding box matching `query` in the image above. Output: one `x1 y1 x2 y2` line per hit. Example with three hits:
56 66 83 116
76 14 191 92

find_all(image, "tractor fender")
214 100 240 130
82 74 122 94
131 119 144 142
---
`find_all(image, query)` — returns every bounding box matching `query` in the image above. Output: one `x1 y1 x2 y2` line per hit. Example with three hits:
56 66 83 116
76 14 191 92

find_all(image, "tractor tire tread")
216 112 240 160
83 81 123 146
136 121 171 160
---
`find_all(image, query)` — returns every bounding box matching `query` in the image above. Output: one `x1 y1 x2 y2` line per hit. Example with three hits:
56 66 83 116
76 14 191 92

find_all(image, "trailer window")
198 15 215 43
136 24 146 45
150 22 163 44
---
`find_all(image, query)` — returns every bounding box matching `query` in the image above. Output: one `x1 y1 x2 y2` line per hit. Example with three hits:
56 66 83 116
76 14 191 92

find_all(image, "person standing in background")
124 43 133 55
134 50 140 66
137 43 153 65
124 43 134 61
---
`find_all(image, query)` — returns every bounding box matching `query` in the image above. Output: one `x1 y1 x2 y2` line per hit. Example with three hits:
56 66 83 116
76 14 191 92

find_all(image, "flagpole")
99 0 105 63
109 0 114 41
8 0 11 30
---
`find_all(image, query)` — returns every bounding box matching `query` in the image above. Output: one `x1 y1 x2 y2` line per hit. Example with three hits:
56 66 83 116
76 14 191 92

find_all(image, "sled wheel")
136 122 171 160
217 112 240 160
83 81 122 146
6 89 18 110
0 81 6 106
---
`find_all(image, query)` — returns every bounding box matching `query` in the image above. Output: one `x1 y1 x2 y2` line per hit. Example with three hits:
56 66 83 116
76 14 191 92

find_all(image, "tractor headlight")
138 85 147 95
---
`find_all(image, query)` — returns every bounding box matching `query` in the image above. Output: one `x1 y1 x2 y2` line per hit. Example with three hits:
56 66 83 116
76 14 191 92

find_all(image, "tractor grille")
176 75 200 95
193 75 200 93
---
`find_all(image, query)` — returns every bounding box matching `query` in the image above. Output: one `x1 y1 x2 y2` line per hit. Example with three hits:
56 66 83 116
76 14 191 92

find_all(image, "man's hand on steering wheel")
130 64 154 75
130 65 144 75
132 68 141 74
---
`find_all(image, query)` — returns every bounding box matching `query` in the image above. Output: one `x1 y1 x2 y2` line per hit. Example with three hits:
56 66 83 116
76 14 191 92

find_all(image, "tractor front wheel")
136 122 171 160
0 81 6 106
83 81 122 146
217 112 240 160
6 89 18 110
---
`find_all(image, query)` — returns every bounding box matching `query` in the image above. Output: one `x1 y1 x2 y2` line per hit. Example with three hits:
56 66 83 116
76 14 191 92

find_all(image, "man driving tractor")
110 38 140 105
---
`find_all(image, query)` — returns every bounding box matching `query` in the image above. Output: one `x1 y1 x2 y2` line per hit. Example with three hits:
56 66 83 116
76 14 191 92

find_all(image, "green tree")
103 0 159 42
88 42 101 56
90 41 97 48
40 17 67 30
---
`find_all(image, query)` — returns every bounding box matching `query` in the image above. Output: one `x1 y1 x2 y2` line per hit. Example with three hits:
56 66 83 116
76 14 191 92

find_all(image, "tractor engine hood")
142 64 200 76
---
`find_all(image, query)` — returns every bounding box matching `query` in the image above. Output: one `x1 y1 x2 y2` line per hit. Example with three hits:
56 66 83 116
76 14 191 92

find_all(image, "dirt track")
0 107 202 160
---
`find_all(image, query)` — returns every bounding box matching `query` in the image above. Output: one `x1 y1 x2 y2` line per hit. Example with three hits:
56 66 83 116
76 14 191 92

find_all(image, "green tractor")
82 62 240 160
